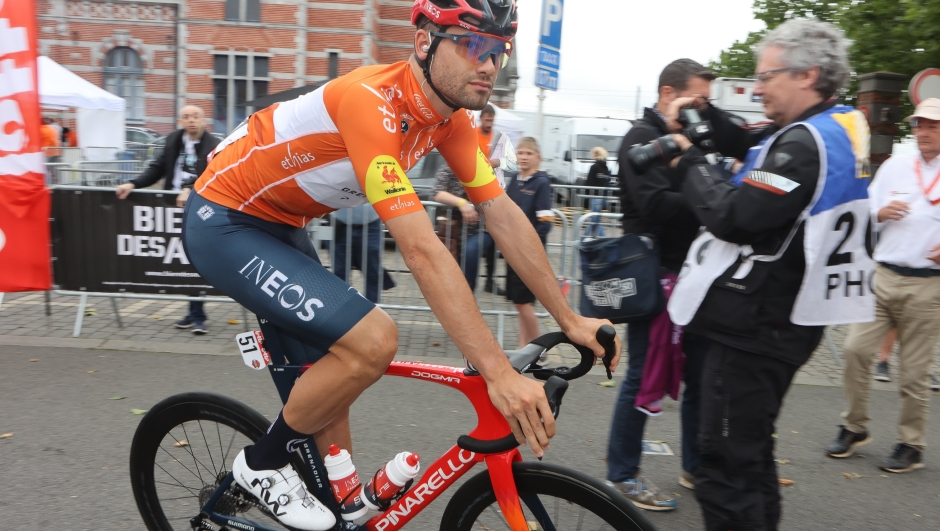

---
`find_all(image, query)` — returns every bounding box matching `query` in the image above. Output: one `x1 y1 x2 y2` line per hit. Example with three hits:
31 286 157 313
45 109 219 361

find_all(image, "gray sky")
511 0 766 118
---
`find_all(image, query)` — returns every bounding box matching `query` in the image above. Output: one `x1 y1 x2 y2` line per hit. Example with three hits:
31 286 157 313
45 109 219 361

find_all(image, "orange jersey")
477 128 493 158
195 62 504 227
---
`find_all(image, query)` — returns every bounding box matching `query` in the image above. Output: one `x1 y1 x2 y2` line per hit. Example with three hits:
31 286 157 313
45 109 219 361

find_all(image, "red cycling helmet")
411 0 517 39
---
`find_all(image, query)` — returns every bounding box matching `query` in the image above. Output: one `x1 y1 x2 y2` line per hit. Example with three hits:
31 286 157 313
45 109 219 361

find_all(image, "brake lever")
596 324 617 380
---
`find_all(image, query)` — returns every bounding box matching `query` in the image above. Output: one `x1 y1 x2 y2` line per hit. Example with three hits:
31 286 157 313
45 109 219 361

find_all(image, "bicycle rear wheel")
129 392 286 531
439 462 657 531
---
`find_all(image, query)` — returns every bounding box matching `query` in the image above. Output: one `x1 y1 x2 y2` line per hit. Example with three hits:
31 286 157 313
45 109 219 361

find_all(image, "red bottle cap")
328 444 341 456
406 453 420 467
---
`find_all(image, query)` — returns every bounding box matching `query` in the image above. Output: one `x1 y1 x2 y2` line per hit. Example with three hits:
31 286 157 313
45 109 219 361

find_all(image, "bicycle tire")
439 462 657 531
129 392 271 531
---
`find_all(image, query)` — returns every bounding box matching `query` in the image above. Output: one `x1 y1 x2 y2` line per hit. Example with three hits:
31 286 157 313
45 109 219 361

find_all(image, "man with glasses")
665 19 873 530
180 1 620 529
826 98 940 473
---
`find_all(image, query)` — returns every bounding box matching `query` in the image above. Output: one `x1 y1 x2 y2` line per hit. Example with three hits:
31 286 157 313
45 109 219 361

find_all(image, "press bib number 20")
235 331 271 370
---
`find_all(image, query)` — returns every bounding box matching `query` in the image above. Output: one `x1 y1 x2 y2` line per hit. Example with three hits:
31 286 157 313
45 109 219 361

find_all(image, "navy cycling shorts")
182 194 375 361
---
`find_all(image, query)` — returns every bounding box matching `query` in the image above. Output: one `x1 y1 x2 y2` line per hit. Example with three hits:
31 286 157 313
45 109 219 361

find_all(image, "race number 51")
236 331 271 370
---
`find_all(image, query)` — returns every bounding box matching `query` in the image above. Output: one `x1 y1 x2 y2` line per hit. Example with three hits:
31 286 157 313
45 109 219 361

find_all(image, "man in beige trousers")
825 98 940 473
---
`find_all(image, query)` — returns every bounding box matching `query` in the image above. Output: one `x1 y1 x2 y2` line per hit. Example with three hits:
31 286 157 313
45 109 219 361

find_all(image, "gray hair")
757 19 852 99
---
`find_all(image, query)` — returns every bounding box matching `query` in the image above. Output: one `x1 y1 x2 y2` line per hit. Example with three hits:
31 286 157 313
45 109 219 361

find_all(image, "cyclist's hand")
563 317 621 372
488 370 556 458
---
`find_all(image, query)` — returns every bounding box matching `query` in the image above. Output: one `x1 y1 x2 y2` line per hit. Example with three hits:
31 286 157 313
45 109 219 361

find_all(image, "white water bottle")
324 444 368 521
361 452 421 511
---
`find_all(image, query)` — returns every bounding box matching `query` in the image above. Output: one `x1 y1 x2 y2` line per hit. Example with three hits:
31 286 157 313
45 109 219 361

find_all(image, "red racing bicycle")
129 325 656 531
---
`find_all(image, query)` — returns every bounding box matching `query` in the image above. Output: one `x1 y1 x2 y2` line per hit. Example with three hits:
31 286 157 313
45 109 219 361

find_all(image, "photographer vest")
668 105 875 327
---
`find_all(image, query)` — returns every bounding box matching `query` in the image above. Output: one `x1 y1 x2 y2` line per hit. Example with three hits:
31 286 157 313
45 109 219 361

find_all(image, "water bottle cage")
375 478 415 512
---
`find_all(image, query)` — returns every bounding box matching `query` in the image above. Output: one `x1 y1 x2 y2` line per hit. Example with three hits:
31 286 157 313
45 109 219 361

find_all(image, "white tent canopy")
38 56 126 150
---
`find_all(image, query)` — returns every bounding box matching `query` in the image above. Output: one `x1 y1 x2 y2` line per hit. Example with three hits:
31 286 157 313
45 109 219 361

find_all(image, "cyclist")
182 1 620 529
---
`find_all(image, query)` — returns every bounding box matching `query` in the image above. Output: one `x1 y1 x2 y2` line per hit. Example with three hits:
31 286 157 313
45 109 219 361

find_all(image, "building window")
103 46 145 122
212 54 268 133
225 0 260 22
328 52 339 80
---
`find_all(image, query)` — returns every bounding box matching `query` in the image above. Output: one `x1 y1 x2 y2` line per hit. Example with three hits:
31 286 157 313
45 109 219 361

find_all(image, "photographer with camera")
605 58 714 511
664 20 874 531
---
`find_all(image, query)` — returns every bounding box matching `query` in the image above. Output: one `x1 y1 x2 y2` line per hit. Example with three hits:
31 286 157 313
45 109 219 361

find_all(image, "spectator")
62 126 78 148
49 118 62 139
115 105 220 335
40 117 61 162
432 162 505 295
584 146 611 237
331 203 396 303
667 20 870 530
478 105 504 168
606 58 714 512
873 328 940 390
826 98 940 473
505 137 552 347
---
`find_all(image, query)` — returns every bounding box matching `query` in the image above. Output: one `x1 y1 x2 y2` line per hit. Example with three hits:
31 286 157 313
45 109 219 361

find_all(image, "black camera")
626 108 716 173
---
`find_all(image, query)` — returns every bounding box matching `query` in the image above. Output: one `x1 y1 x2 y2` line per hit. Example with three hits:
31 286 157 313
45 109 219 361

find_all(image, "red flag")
0 0 50 291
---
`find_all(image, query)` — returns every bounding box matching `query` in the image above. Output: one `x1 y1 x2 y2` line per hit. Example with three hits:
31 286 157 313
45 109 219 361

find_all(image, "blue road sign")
539 0 564 49
535 66 559 91
537 45 560 71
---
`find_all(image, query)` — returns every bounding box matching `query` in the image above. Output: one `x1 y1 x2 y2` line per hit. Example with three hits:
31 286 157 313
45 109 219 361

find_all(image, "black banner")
51 187 220 295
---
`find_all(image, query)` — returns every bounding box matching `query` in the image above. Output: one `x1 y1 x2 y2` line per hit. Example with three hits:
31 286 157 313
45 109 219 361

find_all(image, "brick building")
37 0 519 136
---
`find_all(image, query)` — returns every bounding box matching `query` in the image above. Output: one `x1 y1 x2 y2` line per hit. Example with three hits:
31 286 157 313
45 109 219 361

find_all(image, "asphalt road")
1 346 938 531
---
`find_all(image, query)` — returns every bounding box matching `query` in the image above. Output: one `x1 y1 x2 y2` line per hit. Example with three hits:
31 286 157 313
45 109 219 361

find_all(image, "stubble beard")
431 60 492 111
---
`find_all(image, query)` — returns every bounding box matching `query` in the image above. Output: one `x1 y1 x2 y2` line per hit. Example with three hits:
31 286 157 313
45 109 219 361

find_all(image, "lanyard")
915 158 940 205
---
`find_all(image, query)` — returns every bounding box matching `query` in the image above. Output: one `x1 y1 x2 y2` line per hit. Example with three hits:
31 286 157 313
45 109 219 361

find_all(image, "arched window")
103 46 145 121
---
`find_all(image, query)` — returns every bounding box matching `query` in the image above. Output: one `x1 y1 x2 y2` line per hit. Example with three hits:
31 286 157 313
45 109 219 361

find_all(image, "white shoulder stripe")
273 85 337 142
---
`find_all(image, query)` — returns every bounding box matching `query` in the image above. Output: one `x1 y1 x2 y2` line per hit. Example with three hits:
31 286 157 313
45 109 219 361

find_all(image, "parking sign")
539 0 564 49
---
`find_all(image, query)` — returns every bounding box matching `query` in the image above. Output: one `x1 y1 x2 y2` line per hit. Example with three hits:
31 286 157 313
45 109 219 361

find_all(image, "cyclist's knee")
340 309 397 381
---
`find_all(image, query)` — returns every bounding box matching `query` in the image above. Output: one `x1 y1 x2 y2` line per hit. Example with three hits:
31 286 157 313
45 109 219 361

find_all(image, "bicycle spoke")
180 424 205 483
198 419 219 476
169 424 221 479
154 479 201 494
216 421 227 474
222 423 239 466
157 443 205 485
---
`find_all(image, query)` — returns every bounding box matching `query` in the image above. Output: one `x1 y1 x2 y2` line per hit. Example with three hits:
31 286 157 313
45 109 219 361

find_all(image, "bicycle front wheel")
440 462 657 531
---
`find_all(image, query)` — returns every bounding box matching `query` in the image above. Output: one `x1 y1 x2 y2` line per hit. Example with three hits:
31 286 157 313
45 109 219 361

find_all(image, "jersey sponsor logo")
401 113 415 121
238 256 325 322
413 93 434 119
401 120 410 134
365 156 416 203
341 186 366 199
281 144 316 170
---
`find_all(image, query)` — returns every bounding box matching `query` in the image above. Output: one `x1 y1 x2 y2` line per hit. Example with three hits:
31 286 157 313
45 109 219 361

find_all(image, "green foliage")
711 0 940 113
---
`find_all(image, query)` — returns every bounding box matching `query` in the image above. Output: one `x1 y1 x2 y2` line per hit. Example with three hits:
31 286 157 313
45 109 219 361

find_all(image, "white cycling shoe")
232 449 336 531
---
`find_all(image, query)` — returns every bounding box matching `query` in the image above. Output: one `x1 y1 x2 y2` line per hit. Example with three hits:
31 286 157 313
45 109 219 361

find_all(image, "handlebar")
457 325 618 455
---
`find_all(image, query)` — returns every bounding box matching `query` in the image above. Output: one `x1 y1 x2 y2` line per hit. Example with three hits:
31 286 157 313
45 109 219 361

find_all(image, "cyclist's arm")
338 89 556 456
438 119 621 366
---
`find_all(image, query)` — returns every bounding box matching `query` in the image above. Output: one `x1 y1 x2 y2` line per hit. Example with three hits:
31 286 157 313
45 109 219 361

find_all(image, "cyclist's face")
430 27 500 111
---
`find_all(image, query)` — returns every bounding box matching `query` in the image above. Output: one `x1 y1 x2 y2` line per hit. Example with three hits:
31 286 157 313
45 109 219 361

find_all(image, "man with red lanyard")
827 98 940 473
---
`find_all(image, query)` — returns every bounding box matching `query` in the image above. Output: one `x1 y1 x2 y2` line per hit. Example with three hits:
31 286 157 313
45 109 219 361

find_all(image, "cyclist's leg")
184 195 396 459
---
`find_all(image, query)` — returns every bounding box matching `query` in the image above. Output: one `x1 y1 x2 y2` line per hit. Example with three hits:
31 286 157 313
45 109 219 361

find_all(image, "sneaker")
874 361 890 382
605 476 676 511
635 401 663 417
678 470 695 490
931 374 940 392
825 425 872 458
232 449 336 530
192 322 207 335
879 443 925 473
174 317 194 329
